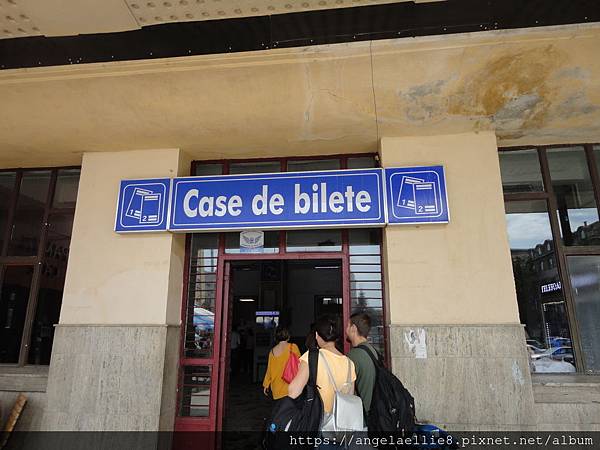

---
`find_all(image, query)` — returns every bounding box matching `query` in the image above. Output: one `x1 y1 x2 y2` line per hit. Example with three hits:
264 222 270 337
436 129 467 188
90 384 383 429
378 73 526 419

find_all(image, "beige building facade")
1 19 600 441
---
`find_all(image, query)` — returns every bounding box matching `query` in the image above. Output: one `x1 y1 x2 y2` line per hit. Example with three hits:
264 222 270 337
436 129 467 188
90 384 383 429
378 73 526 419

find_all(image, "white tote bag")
319 351 364 433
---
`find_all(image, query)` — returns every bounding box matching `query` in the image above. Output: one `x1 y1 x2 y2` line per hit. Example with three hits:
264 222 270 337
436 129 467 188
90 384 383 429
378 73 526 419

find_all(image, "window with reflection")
287 159 340 172
28 213 75 364
348 156 377 169
179 365 212 417
53 169 81 208
0 172 16 253
547 147 600 246
500 144 600 373
499 149 544 193
194 163 224 177
8 171 51 256
566 256 600 373
0 266 34 363
185 234 219 359
286 229 342 252
229 161 281 175
505 200 575 373
0 167 80 366
349 229 384 354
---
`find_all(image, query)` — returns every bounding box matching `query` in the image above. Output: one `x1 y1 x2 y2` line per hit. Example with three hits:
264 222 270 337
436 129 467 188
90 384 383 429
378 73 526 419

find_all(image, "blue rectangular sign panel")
115 178 171 232
385 165 449 224
169 169 385 231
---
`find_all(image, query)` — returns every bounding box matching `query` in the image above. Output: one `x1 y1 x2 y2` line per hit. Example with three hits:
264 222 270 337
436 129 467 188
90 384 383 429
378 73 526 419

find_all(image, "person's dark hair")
275 326 290 343
315 315 340 342
305 322 317 350
350 312 372 338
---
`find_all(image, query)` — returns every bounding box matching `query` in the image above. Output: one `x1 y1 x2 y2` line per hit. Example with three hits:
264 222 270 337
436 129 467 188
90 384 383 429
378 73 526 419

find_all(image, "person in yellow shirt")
288 315 356 415
262 327 301 400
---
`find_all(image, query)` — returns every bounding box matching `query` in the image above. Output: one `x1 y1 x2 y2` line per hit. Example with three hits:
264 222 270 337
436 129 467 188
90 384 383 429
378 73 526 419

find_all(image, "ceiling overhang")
0 0 438 39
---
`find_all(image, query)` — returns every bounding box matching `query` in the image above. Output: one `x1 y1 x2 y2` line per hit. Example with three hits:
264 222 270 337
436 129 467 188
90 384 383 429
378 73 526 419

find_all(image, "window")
192 154 376 176
349 229 385 355
499 149 544 193
286 230 342 252
287 159 340 172
0 168 80 366
501 145 600 374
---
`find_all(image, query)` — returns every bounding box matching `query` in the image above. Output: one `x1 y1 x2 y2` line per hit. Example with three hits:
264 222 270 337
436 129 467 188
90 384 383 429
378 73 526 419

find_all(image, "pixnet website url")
288 433 596 448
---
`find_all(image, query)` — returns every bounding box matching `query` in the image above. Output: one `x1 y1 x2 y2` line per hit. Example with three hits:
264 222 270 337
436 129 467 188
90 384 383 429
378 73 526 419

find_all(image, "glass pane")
349 229 381 255
8 170 51 256
179 365 212 417
225 231 279 254
286 229 342 252
287 159 340 172
505 200 575 373
499 149 544 193
349 228 384 354
194 163 223 176
594 145 600 183
229 161 280 175
28 213 74 364
547 147 600 246
0 171 16 253
566 256 600 373
347 156 377 169
53 169 80 208
186 234 219 358
0 266 34 363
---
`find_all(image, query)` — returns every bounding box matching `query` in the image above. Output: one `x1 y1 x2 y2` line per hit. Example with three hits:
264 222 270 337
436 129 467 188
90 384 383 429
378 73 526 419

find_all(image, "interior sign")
169 169 385 231
114 165 449 233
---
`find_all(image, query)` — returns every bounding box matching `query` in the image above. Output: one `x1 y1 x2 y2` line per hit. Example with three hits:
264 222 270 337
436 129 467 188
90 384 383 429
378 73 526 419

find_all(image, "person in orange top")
262 326 301 400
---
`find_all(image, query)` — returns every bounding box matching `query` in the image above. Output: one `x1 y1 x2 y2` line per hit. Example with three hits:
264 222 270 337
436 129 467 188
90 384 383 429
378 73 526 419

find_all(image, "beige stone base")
389 324 536 429
41 324 180 431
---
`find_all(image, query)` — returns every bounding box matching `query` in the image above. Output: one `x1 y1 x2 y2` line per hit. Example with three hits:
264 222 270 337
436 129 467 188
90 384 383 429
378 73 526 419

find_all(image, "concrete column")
380 132 536 430
42 148 190 431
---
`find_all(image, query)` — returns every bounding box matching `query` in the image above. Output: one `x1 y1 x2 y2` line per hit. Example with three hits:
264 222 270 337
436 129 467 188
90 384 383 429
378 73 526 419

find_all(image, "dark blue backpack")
263 348 323 449
357 344 416 437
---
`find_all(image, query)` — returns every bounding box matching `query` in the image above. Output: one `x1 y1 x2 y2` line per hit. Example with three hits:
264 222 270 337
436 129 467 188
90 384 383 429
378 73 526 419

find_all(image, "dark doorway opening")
222 259 342 449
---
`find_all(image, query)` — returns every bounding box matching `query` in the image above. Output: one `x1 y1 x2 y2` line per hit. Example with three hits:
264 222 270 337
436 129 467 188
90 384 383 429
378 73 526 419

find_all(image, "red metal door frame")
174 227 390 440
215 252 349 433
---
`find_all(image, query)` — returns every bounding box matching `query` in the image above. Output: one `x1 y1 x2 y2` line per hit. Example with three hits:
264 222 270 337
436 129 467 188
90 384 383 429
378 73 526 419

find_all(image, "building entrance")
222 259 342 449
174 228 386 450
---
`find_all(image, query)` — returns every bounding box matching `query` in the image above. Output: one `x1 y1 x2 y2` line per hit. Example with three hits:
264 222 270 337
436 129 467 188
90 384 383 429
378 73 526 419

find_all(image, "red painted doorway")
173 229 387 449
219 258 345 448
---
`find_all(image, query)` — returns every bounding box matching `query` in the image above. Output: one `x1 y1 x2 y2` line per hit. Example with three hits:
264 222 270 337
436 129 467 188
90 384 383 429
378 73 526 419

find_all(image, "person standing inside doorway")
262 327 300 401
346 313 377 417
230 325 241 375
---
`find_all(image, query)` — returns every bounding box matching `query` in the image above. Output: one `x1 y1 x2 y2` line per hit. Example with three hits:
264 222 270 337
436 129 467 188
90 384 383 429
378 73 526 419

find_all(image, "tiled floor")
223 371 273 449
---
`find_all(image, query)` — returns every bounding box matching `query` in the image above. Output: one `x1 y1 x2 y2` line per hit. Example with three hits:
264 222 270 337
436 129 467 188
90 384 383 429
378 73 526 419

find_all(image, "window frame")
500 143 600 373
0 166 80 367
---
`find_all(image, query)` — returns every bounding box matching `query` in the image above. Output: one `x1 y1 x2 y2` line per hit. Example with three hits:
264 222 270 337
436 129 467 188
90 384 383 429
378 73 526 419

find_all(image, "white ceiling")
0 0 440 40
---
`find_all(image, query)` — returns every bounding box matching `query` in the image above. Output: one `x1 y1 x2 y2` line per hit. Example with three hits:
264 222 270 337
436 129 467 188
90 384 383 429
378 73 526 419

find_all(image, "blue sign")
385 165 449 224
115 178 171 232
169 169 385 231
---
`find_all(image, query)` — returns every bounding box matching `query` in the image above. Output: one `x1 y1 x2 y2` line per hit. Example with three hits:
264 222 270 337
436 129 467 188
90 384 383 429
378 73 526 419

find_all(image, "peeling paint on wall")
399 77 455 123
449 46 565 135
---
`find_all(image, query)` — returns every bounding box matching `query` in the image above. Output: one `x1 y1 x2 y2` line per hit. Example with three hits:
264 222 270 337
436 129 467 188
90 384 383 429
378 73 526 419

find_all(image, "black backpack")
358 344 416 437
262 348 323 449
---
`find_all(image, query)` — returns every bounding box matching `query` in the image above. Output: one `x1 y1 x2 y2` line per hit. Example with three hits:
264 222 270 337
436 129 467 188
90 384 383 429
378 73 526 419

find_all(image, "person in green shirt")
346 312 378 416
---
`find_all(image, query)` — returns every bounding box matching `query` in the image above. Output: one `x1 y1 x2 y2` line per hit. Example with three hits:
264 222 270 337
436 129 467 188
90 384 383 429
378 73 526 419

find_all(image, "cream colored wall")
1 24 600 168
59 148 189 325
380 131 520 324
